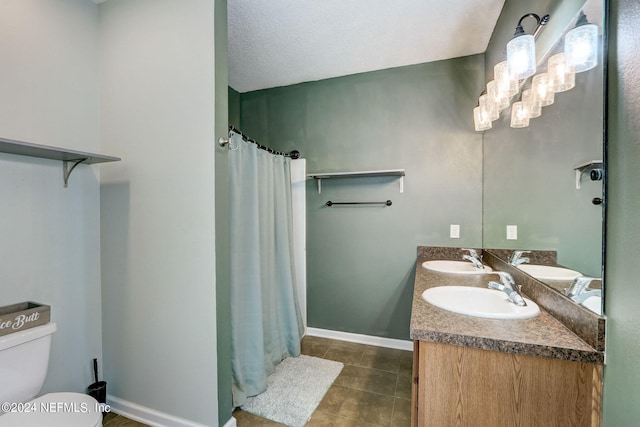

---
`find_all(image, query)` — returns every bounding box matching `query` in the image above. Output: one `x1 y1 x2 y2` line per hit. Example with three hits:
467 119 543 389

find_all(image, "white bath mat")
241 354 343 427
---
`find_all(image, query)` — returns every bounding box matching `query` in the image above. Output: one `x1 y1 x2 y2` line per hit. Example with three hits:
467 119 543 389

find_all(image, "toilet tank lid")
0 323 57 351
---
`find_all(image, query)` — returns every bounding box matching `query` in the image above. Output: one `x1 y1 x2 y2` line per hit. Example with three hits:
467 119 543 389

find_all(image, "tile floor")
234 335 414 427
100 337 413 427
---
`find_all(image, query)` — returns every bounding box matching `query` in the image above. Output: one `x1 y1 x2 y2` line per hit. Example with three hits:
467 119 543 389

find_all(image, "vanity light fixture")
494 61 520 100
473 12 550 131
531 73 555 107
564 11 599 72
547 52 576 92
507 13 550 80
473 105 492 131
510 101 531 128
480 93 499 121
487 80 510 112
474 9 600 132
522 89 541 118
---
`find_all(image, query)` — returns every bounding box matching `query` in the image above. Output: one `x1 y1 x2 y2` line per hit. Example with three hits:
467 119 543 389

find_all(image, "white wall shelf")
306 169 405 194
0 137 121 187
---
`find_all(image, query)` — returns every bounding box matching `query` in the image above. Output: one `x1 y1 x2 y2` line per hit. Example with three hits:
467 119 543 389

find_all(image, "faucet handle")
565 277 599 298
495 271 515 287
462 248 479 258
488 279 527 307
509 250 531 264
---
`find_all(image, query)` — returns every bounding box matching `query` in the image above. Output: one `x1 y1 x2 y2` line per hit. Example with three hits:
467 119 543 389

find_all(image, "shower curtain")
229 132 304 407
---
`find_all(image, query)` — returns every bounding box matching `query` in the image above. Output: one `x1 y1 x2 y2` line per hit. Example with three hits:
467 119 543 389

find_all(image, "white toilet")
0 323 102 427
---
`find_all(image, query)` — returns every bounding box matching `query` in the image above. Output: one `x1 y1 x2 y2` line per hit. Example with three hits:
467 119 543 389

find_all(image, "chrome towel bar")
325 200 392 207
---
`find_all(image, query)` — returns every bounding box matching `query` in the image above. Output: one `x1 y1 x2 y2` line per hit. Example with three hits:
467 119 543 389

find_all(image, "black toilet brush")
87 358 107 417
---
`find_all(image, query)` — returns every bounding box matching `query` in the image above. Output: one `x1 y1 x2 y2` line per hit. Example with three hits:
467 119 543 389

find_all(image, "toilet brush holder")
87 358 107 417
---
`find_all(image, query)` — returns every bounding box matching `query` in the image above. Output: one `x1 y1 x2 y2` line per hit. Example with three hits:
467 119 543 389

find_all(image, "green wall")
229 87 241 128
236 56 484 339
602 0 640 424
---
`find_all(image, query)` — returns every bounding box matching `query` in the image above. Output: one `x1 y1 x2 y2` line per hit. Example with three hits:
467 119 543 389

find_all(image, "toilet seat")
0 392 102 427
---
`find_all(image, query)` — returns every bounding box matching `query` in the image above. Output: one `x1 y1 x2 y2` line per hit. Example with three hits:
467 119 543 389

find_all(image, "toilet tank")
0 323 57 405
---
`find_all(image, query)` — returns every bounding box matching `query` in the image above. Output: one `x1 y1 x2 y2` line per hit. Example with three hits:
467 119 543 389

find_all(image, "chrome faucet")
565 277 601 303
509 250 531 266
573 289 602 304
461 248 485 269
488 272 527 307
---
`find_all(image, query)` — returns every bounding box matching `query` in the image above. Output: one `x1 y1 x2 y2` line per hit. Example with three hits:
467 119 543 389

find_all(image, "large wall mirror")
482 0 606 316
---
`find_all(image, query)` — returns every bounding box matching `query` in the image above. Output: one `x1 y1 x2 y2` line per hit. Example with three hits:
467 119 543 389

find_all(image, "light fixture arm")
533 14 550 38
512 13 550 38
514 13 540 37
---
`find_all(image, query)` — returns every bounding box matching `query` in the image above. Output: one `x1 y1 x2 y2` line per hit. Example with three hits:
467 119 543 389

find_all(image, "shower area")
220 126 307 407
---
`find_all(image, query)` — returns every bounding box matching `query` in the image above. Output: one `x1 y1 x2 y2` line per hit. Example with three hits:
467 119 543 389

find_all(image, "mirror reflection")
482 0 605 315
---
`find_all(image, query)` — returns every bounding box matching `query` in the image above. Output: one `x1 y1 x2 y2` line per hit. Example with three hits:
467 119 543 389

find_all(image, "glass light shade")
548 53 575 93
474 106 492 131
480 94 499 121
494 61 519 99
531 73 555 106
565 23 598 72
487 80 510 112
510 102 530 128
522 89 541 118
507 34 536 80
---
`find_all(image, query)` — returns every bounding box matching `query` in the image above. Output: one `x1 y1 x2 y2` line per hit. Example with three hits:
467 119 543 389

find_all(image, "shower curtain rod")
219 125 300 159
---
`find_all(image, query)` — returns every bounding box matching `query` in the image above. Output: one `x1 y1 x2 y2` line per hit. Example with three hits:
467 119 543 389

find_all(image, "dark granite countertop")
410 255 604 364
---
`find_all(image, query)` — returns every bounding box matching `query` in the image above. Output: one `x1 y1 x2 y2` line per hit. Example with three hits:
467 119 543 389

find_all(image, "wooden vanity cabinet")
411 341 602 427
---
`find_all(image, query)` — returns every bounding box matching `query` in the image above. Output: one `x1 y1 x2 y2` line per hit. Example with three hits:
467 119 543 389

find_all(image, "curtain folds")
229 133 303 407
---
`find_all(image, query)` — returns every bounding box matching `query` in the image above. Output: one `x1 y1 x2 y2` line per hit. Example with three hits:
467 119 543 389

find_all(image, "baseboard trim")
223 416 237 427
106 394 212 427
305 327 413 351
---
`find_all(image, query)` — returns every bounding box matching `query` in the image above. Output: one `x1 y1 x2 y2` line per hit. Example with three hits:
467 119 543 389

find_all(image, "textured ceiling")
228 0 507 93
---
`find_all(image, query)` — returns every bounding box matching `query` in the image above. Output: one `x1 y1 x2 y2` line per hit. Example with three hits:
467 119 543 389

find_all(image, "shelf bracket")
63 158 88 188
573 160 603 189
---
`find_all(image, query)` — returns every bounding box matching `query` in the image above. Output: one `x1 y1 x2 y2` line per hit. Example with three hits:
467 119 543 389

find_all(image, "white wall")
290 160 307 328
0 0 102 394
98 0 218 425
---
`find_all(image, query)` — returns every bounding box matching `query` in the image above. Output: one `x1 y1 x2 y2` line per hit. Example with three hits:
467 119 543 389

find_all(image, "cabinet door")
415 341 602 427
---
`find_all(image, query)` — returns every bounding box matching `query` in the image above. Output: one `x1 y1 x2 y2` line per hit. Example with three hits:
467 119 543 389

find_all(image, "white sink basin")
581 295 602 315
421 286 540 319
517 264 582 281
422 260 493 274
